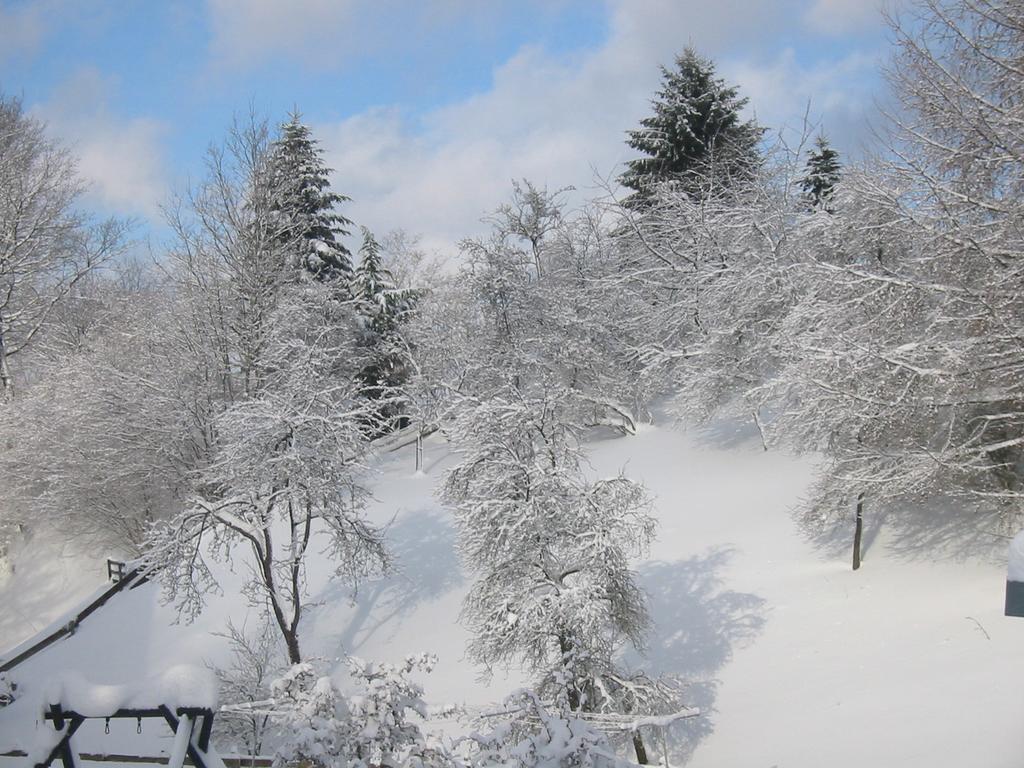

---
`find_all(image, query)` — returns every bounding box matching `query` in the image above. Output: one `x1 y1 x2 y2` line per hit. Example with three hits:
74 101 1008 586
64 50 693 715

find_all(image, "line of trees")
609 0 1024 569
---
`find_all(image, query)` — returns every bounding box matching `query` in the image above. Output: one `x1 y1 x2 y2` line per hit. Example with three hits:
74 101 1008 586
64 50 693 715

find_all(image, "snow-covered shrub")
0 672 16 707
269 654 454 768
467 689 631 768
269 663 348 767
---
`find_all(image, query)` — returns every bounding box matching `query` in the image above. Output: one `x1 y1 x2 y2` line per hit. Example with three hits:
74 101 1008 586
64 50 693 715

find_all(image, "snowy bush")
467 690 631 768
269 654 455 768
0 672 15 708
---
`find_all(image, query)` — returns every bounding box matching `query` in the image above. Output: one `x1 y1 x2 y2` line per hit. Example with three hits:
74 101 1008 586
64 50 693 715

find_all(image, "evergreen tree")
620 48 763 204
352 228 417 434
269 113 354 282
800 134 842 212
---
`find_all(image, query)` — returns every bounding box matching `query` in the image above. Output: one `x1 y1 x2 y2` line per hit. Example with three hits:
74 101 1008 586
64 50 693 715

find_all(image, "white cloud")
804 0 886 35
204 0 581 72
206 0 361 69
724 47 883 149
316 1 885 256
31 69 170 220
0 2 49 61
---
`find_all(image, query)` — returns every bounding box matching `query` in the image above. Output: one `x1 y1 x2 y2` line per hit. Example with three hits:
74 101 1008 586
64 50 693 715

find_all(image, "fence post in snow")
1005 530 1024 618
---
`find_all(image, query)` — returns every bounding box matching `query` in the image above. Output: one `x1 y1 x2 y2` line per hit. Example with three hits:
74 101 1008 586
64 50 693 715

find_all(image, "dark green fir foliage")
352 228 418 435
620 47 763 204
269 113 354 282
800 134 842 212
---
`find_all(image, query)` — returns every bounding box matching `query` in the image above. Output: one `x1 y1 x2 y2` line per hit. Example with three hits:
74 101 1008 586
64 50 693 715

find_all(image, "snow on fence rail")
0 751 273 767
0 567 148 677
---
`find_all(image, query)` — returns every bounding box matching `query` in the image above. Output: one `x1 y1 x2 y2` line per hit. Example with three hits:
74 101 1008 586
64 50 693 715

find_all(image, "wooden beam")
35 707 84 768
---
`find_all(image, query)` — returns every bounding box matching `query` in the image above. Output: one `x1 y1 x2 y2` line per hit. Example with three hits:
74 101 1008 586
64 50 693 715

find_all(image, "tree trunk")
556 634 582 711
852 492 864 571
752 409 768 451
632 732 649 765
282 628 301 665
0 316 13 402
415 429 423 472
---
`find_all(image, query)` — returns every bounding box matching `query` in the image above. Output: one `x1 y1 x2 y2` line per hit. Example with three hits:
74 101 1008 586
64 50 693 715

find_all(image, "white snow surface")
1007 530 1024 583
2 415 1024 766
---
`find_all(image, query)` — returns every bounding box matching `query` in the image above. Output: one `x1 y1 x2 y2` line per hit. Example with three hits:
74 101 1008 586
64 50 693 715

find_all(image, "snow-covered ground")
2 416 1024 766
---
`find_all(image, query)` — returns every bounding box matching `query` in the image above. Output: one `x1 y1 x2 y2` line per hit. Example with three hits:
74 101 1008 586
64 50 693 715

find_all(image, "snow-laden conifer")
799 135 841 212
352 228 418 435
268 113 354 282
619 48 763 204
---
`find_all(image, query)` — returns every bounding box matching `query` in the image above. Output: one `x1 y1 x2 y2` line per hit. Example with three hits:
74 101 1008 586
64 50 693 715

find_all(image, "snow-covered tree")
800 134 841 212
352 228 418 435
420 182 647 432
763 0 1024 540
443 383 657 720
0 279 201 554
149 116 387 664
619 48 763 205
0 93 128 400
147 279 387 664
165 113 297 404
268 113 354 283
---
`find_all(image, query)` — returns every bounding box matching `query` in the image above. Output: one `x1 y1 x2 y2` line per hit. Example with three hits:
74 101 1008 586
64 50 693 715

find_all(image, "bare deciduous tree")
0 94 128 400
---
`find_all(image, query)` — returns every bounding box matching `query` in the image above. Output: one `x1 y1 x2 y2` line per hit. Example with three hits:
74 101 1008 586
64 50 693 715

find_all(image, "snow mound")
40 664 217 717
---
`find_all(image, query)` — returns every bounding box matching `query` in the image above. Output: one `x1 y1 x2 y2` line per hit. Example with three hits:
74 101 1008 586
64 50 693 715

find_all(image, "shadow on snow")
311 506 464 655
624 547 766 765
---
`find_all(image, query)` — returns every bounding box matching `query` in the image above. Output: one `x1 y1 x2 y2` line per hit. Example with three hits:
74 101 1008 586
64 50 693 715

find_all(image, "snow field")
2 417 1023 765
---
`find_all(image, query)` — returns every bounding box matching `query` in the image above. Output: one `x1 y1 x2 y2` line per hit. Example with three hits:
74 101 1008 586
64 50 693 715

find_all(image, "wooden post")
37 705 84 768
852 492 864 571
415 428 423 472
632 732 649 764
168 714 193 768
197 710 214 751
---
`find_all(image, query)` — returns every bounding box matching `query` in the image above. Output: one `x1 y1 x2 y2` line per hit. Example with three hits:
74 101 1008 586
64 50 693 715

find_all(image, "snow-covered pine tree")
800 134 841 212
269 113 354 283
619 48 763 204
352 228 417 435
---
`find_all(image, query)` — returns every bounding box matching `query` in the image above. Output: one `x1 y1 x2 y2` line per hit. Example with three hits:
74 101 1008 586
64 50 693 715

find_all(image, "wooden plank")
196 712 213 752
35 710 85 768
158 706 209 768
44 708 168 721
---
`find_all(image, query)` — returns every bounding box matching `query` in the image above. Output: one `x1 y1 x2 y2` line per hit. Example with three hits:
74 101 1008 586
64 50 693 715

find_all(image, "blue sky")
1 0 893 255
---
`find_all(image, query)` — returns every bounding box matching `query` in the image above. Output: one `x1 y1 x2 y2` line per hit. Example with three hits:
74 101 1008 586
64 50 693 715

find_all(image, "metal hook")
137 716 143 734
104 717 110 734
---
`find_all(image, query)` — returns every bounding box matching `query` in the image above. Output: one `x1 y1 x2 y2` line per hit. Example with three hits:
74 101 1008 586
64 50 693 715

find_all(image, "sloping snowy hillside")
2 418 1023 766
